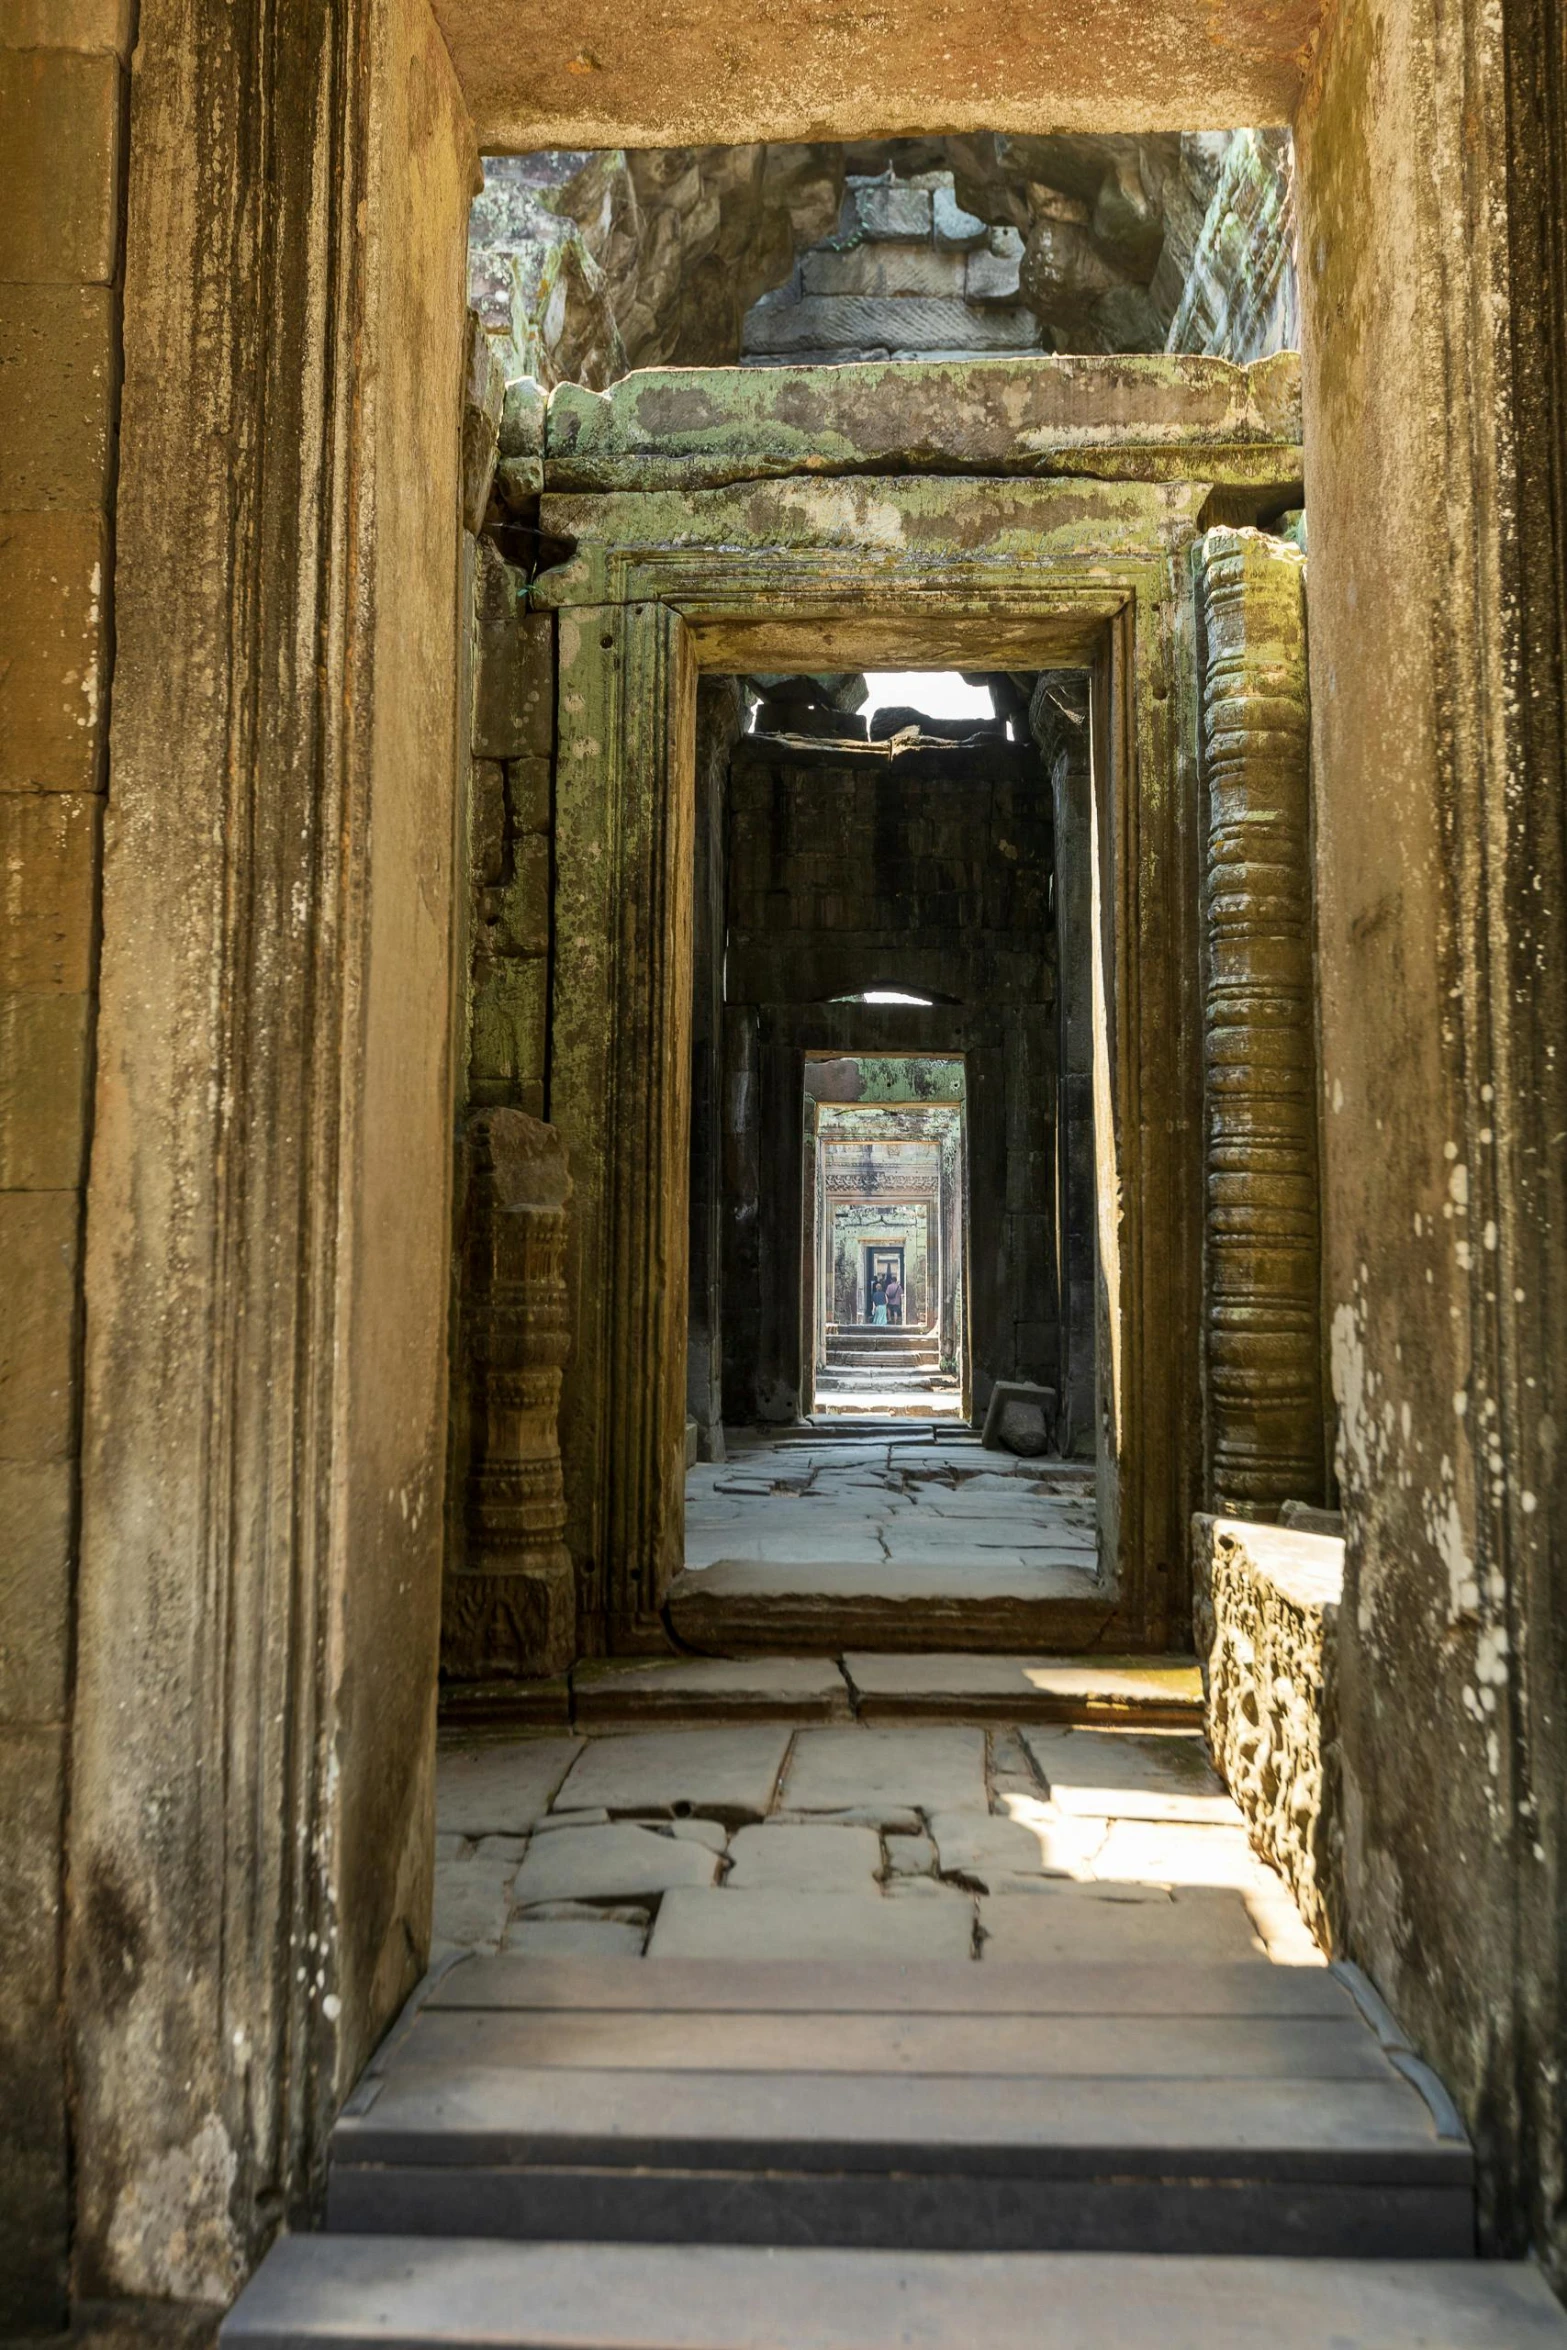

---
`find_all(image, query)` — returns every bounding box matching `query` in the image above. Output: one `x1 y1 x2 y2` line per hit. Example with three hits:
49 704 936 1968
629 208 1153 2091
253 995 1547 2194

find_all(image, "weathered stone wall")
722 728 1058 1422
1192 1513 1343 1951
469 133 1298 387
0 2 128 2324
64 0 476 2311
1295 0 1567 2279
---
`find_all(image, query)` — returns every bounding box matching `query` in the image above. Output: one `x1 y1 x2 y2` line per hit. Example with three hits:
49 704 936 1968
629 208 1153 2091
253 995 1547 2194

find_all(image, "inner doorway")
805 1054 968 1423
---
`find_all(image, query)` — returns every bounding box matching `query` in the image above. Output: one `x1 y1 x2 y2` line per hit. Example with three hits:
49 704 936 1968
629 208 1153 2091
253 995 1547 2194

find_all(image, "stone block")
725 1822 881 1890
470 758 506 887
473 548 551 758
571 1654 850 1725
967 231 1024 304
544 354 1304 496
0 0 133 49
511 1821 720 1906
0 990 91 1187
648 1886 975 1961
436 1737 583 1836
801 246 966 299
499 374 547 460
0 1460 70 1720
552 1726 793 1822
743 294 1041 356
469 953 548 1097
0 50 122 283
0 284 117 510
1192 1511 1344 1951
506 754 551 834
1022 1727 1236 1824
979 1882 1267 1963
490 831 549 956
0 1722 67 2327
780 1725 987 1815
0 792 98 988
933 183 988 249
0 514 109 791
0 1190 78 1459
851 183 932 240
461 312 506 534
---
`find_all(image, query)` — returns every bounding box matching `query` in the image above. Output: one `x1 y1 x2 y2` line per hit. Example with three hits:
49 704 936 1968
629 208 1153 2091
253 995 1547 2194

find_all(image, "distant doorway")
804 1054 967 1421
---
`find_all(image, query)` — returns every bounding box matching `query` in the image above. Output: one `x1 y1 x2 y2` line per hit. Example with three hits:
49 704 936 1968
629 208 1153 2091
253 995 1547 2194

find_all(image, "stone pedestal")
443 1111 575 1679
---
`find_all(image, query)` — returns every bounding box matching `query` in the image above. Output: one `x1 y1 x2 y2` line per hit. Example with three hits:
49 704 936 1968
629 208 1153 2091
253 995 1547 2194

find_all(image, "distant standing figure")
870 1271 889 1326
885 1269 903 1325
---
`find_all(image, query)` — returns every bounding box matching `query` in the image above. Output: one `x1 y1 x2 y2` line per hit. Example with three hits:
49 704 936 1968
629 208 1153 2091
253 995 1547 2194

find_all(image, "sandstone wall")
0 2 128 2325
1192 1513 1343 1951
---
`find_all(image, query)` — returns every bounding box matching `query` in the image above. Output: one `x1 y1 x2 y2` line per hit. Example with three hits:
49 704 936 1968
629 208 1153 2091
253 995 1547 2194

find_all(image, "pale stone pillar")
443 1112 574 1679
1195 526 1323 1516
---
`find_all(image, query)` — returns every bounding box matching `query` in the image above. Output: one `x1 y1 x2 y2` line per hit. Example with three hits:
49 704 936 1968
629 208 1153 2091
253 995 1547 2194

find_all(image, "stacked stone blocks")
0 0 130 2324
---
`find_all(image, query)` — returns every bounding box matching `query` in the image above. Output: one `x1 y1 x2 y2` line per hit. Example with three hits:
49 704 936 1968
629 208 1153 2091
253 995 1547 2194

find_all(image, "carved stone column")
1196 526 1323 1516
444 1110 575 1677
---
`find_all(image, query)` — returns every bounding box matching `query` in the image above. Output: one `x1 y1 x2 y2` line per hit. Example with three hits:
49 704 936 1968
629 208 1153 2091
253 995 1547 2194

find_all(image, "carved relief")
443 1109 575 1678
1197 526 1323 1516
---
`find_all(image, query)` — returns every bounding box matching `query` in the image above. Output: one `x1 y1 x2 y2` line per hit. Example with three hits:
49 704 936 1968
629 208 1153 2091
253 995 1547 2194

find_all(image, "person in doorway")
870 1271 889 1325
885 1268 903 1325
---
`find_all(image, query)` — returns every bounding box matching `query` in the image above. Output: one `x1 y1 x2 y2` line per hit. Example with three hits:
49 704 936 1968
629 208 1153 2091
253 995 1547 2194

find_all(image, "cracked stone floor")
434 1712 1320 1969
683 1428 1097 1570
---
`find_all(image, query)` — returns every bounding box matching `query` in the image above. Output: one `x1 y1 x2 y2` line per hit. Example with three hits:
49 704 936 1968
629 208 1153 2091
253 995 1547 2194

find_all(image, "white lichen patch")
106 2114 241 2303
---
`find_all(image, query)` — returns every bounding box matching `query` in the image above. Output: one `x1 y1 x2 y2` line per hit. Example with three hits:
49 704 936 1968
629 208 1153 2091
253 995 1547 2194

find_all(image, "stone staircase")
221 1952 1567 2350
816 1325 959 1403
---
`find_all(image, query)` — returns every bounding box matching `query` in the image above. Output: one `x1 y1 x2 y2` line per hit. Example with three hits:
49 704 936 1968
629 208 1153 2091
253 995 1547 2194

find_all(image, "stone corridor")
432 1705 1318 1966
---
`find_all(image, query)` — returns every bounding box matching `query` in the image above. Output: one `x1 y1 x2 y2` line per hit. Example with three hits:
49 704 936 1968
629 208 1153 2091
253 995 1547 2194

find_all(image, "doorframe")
540 473 1208 1652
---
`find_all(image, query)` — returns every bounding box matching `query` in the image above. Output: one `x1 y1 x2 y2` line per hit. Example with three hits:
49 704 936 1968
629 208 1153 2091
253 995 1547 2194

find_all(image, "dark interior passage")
686 671 1099 1459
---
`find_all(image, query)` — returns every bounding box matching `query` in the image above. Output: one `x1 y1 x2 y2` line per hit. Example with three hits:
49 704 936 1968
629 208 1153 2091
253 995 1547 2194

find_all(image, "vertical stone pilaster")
1196 526 1322 1516
552 601 697 1649
443 1112 574 1680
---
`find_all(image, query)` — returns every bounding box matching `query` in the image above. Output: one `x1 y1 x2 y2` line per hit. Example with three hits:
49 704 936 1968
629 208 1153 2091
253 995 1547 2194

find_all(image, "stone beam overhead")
542 353 1304 494
432 0 1322 151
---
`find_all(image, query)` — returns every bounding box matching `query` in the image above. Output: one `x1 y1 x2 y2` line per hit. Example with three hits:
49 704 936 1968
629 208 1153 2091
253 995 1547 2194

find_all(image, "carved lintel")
444 1109 576 1679
1197 527 1323 1517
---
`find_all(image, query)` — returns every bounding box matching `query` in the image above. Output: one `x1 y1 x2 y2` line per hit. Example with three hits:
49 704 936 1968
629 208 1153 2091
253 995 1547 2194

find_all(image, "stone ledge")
543 351 1303 492
1191 1512 1343 1954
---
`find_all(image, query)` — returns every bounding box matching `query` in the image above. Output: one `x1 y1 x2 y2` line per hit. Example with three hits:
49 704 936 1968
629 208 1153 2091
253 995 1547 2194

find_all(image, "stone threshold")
439 1650 1203 1738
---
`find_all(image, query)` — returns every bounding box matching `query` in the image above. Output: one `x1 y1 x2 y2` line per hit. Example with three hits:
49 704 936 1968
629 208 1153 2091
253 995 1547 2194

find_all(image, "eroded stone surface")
1192 1513 1342 1952
725 1823 882 1890
648 1887 975 1961
436 1739 584 1836
552 1726 793 1821
511 1823 721 1905
781 1726 988 1816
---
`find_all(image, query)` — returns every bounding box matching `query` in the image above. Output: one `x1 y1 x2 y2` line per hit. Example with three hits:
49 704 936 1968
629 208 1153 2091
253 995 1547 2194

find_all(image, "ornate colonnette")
1195 526 1322 1515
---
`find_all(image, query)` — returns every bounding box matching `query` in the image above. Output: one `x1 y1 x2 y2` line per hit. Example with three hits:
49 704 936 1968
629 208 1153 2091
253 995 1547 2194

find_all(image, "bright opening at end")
860 671 997 725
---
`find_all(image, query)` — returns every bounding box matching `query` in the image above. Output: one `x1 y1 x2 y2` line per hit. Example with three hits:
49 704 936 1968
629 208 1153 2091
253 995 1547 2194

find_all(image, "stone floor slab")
782 1725 988 1815
980 1885 1268 1964
551 1726 793 1821
725 1823 882 1890
1090 1818 1266 1889
435 1738 584 1837
431 1851 518 1950
1023 1726 1238 1821
930 1804 1106 1887
502 1904 651 1959
844 1653 1203 1726
511 1822 721 1907
648 1887 976 1961
572 1655 851 1726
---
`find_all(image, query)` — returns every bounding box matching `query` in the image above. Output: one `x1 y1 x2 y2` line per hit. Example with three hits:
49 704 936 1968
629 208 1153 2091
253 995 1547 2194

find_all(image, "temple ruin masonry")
4 0 1567 2332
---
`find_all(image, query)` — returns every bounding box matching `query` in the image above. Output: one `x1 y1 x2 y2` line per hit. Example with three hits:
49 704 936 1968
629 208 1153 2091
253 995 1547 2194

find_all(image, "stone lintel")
543 353 1303 494
530 473 1215 612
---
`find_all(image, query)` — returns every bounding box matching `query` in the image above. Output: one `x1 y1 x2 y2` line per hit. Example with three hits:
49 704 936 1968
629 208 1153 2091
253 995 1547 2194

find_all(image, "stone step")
226 2240 1565 2350
840 1651 1203 1727
320 1955 1470 2256
571 1656 853 1728
666 1558 1118 1655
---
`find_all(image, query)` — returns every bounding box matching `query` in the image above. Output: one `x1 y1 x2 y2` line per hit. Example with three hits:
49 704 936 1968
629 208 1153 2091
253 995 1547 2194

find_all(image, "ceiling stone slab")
435 0 1323 153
